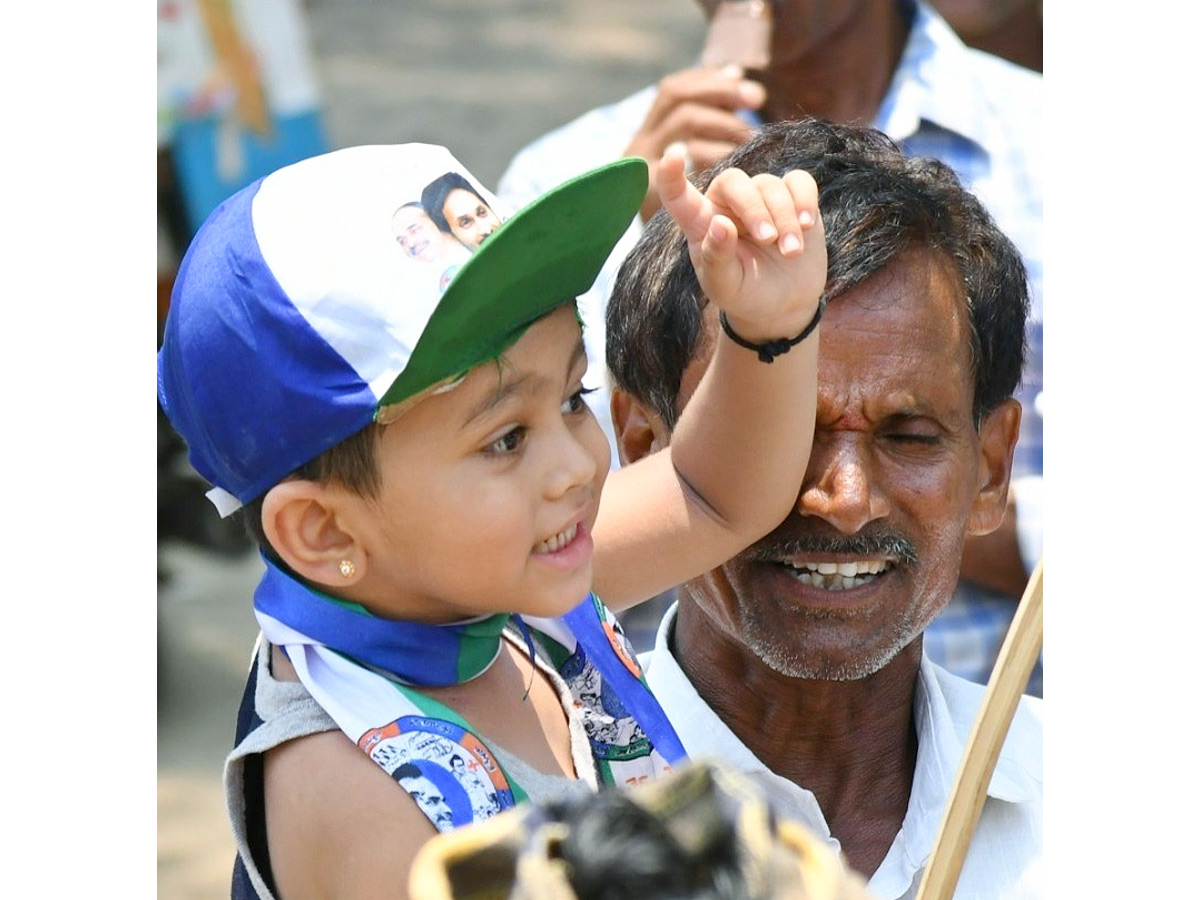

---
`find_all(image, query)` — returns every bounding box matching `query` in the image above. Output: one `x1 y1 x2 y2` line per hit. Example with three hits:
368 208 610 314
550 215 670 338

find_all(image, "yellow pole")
915 557 1043 900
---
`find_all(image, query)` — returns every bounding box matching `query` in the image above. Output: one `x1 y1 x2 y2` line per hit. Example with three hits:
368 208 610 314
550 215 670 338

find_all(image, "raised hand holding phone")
623 0 774 221
700 0 774 71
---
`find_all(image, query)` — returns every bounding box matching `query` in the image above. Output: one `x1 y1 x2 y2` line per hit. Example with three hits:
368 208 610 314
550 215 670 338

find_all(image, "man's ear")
611 387 672 466
261 480 364 588
967 398 1022 536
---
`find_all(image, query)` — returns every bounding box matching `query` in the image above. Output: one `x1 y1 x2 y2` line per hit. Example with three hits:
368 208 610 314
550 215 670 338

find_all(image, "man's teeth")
535 524 578 554
782 559 887 590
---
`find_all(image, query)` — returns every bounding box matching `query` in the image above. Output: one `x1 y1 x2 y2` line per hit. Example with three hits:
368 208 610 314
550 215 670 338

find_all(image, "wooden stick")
915 557 1043 900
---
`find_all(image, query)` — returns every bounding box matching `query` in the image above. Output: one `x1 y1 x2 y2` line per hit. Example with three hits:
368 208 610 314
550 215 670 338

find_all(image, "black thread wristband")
719 297 826 363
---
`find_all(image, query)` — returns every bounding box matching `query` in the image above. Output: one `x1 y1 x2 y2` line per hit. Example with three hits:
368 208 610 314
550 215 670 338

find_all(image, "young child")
157 142 826 900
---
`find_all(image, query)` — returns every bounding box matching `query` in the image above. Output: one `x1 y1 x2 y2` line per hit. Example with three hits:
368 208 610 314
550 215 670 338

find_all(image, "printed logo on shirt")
358 716 514 831
560 643 651 761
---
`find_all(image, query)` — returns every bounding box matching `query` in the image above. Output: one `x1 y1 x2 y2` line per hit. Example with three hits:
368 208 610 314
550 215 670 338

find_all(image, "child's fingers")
657 148 710 245
696 212 741 297
782 169 821 231
750 173 807 257
706 168 779 245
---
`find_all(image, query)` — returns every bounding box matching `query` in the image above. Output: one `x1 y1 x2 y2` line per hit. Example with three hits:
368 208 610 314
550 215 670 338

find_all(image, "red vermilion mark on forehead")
817 388 920 431
815 381 867 431
821 410 869 432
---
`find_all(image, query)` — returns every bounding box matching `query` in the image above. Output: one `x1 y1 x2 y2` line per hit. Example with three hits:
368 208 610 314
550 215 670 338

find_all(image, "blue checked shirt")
499 0 1043 694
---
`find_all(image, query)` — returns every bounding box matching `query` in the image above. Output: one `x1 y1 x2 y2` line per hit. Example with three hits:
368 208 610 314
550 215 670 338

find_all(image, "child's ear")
611 387 671 466
967 398 1022 536
261 480 364 588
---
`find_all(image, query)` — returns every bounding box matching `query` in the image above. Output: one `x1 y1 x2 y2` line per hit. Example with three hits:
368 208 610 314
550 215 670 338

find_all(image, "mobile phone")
699 0 773 71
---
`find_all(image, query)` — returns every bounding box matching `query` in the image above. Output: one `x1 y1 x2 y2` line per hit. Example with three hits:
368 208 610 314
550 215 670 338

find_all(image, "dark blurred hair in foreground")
409 759 877 900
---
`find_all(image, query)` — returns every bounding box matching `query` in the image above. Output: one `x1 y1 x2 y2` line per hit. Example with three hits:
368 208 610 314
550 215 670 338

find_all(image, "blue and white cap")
157 143 648 515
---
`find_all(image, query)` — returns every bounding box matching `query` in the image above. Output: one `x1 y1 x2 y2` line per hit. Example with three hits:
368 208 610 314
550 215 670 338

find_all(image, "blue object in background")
170 110 328 238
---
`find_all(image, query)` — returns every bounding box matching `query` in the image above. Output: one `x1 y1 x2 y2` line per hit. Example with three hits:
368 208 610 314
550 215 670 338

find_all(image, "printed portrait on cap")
422 171 503 251
391 200 471 294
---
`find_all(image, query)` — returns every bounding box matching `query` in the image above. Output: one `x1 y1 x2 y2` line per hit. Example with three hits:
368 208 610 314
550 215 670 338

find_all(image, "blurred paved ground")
157 2 703 898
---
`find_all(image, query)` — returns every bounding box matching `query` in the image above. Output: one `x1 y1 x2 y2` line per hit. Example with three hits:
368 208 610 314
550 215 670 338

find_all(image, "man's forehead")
820 259 972 393
815 385 921 429
824 256 970 353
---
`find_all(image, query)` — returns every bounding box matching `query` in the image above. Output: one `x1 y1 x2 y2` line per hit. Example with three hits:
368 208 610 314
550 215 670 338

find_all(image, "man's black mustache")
748 531 918 567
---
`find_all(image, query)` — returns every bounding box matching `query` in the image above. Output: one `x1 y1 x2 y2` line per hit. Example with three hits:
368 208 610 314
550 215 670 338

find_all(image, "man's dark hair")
392 762 423 783
607 118 1029 430
421 171 486 234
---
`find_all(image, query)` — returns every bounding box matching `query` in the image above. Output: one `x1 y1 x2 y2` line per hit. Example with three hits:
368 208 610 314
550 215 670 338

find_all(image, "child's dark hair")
241 353 512 567
242 422 384 565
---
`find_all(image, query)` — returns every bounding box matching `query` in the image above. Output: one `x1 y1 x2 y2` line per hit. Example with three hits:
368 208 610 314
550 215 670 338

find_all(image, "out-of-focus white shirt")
641 604 1043 899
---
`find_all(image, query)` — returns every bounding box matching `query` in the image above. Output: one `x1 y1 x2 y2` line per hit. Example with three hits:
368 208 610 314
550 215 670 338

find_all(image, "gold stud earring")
338 560 356 579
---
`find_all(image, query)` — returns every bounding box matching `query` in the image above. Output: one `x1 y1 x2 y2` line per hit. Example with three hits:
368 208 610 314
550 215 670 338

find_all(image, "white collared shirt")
641 604 1043 899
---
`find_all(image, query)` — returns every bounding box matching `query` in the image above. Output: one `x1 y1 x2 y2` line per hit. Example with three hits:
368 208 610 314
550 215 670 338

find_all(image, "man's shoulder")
957 46 1043 125
515 82 660 156
930 661 1043 783
903 1 1041 142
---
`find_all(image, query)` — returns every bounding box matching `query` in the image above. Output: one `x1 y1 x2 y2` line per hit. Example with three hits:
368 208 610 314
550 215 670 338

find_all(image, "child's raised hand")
657 147 826 341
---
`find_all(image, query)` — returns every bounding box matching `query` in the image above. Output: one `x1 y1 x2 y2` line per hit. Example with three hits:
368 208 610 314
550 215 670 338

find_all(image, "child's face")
343 304 610 623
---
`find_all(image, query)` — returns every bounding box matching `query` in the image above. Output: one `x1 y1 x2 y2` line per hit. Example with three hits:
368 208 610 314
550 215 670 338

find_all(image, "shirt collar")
914 654 1043 805
870 653 1042 890
640 603 836 843
641 603 769 775
875 0 995 155
642 600 1042 888
728 2 996 160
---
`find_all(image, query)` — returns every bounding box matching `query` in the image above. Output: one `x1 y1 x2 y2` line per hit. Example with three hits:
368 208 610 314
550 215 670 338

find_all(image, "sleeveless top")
227 634 602 900
226 559 687 899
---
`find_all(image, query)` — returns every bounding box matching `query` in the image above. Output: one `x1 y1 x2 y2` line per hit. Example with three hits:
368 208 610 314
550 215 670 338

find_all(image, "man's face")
442 188 500 249
392 205 440 262
695 0 874 67
667 251 1014 680
928 0 1037 41
401 774 454 828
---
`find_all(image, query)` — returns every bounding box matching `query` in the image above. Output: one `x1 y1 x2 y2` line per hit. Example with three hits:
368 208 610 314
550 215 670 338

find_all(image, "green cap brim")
381 157 649 407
